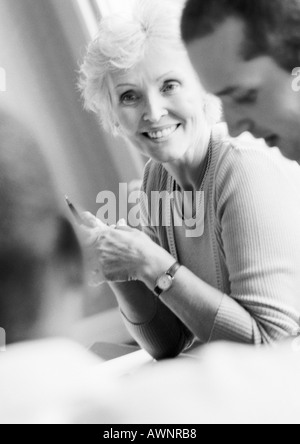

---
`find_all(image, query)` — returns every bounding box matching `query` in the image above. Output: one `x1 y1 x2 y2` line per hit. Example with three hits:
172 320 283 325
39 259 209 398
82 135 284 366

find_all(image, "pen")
65 196 84 226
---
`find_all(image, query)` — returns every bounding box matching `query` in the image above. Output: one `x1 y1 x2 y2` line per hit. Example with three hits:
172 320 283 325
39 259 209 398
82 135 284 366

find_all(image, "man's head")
182 0 300 162
0 113 84 345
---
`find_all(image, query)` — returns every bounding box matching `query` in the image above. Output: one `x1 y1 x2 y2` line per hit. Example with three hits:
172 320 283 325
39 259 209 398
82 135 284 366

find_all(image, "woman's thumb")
81 211 106 229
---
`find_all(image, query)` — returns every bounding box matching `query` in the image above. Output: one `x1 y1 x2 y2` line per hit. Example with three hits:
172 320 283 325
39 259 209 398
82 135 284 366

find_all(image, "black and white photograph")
1 0 300 426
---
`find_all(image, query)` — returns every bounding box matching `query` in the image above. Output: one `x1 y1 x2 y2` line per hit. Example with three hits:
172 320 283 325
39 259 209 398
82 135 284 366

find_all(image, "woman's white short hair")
79 0 222 136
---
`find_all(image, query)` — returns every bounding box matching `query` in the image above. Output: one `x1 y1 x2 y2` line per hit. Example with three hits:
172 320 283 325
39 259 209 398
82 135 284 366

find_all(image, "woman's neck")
164 127 211 191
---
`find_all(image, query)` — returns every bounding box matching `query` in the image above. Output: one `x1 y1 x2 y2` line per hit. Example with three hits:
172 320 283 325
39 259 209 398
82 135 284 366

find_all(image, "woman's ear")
204 94 223 125
112 121 125 138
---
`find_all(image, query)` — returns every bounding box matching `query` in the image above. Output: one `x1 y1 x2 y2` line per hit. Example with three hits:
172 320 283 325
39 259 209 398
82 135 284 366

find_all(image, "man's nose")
223 103 253 138
143 94 168 123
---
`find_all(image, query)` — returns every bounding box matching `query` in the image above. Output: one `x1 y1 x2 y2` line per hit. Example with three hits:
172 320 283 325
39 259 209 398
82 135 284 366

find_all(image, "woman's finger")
79 224 108 247
78 226 98 247
116 219 135 232
116 218 127 227
116 225 133 232
81 211 108 230
81 211 100 228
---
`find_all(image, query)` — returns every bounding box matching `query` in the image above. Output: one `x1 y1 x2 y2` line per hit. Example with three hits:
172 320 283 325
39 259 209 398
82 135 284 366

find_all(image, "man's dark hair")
182 0 300 71
0 113 84 344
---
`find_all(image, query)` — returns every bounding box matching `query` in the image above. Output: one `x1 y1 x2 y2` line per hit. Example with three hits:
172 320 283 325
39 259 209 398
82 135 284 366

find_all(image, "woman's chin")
144 142 187 163
150 150 186 163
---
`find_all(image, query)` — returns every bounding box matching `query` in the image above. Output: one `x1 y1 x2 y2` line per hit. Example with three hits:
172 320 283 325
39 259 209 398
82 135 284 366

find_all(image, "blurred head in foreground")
0 112 84 345
182 0 300 162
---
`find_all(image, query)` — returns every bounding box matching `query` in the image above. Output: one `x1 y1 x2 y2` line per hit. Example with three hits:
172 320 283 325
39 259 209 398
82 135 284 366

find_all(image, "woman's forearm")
110 281 157 323
158 268 225 343
142 265 225 343
109 281 194 359
142 264 274 345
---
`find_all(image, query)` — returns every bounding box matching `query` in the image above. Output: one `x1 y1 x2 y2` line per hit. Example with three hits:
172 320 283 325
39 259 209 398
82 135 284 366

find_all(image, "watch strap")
154 284 164 297
166 262 181 279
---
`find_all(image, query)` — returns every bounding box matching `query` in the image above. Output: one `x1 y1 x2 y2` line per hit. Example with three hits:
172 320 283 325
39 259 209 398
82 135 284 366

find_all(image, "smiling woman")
79 0 300 359
109 45 215 164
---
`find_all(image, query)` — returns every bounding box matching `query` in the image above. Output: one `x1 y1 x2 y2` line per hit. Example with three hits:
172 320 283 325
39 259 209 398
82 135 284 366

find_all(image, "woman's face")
109 45 207 163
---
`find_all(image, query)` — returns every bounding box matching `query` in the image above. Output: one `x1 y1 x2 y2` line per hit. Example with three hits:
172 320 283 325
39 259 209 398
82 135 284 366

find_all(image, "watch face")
158 274 173 291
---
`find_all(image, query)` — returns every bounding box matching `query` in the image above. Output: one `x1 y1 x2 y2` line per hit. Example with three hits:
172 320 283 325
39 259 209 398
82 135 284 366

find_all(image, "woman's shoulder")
212 125 300 185
213 124 278 164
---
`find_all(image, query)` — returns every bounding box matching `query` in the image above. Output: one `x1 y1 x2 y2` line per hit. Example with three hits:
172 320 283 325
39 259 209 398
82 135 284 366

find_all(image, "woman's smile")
141 124 182 143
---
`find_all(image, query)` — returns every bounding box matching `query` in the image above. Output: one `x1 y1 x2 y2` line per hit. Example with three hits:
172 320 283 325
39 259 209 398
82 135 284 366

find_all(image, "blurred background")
0 0 147 345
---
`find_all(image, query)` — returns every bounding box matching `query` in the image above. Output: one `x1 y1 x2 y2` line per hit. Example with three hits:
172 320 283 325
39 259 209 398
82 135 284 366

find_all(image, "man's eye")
162 81 180 94
234 90 258 104
120 92 140 106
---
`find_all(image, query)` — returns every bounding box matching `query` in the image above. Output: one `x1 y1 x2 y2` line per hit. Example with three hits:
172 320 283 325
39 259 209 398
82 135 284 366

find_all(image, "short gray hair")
79 0 221 135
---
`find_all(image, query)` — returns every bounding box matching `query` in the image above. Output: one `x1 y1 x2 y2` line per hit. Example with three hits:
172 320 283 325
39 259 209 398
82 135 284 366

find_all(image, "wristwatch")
154 262 181 297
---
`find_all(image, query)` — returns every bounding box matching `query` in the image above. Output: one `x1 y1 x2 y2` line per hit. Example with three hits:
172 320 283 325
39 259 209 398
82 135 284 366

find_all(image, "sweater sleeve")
119 160 194 358
211 143 300 344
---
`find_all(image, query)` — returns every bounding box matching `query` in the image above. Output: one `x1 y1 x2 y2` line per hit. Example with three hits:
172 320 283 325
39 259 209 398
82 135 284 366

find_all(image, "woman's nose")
223 103 253 138
143 95 168 123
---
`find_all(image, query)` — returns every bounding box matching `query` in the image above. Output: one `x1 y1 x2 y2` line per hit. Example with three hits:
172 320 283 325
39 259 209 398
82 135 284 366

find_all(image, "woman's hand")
79 211 111 248
79 212 175 288
97 223 154 282
98 223 176 288
78 212 112 286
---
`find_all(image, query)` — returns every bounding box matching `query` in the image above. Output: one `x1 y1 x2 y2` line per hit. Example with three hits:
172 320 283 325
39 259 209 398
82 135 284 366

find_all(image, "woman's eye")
234 90 258 105
120 92 140 106
162 81 180 94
